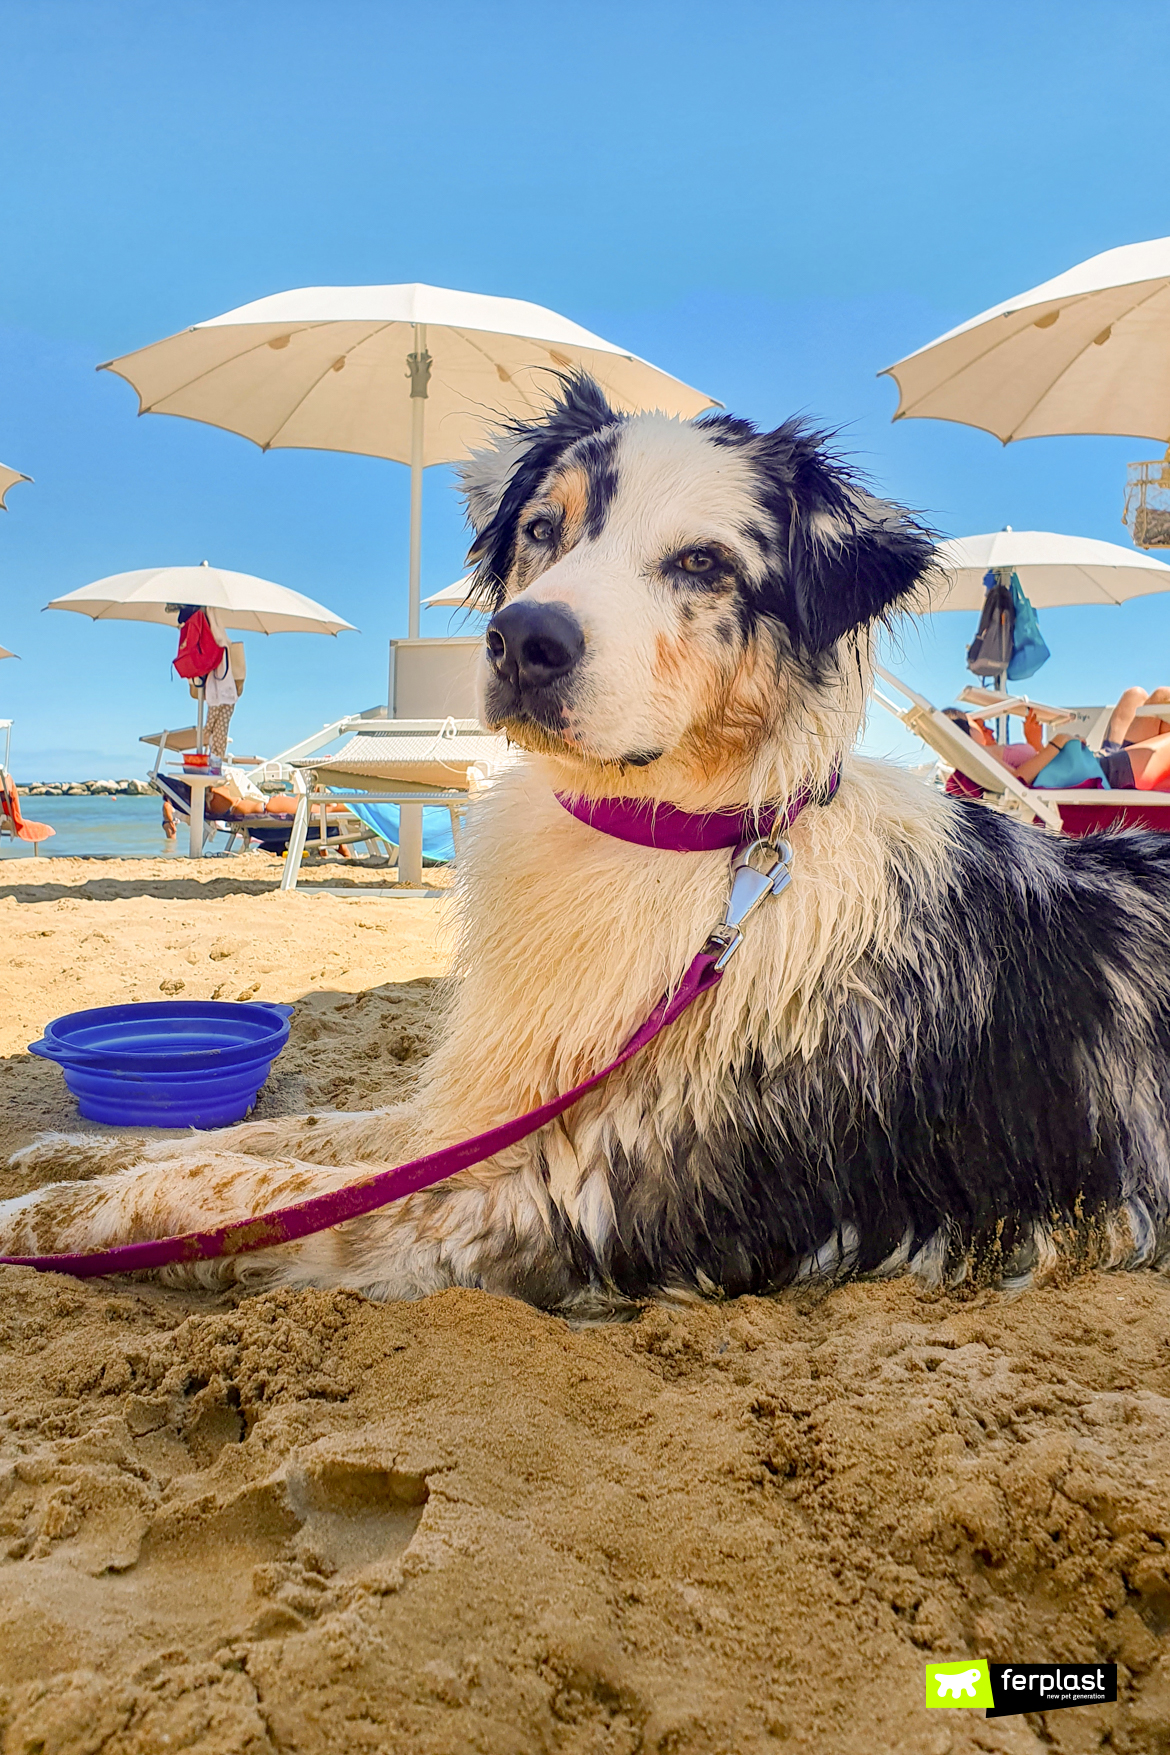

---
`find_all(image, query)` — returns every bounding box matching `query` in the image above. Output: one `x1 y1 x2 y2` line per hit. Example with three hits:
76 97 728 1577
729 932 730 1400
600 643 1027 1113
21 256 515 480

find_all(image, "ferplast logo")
926 1661 994 1709
926 1661 1117 1717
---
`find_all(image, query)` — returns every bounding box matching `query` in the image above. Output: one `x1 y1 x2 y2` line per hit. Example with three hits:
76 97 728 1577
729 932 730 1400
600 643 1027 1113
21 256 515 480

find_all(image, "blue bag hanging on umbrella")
1006 570 1050 680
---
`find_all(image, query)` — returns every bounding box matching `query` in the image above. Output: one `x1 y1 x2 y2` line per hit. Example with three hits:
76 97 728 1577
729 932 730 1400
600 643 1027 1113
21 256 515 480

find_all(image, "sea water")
2 793 189 859
1 793 457 861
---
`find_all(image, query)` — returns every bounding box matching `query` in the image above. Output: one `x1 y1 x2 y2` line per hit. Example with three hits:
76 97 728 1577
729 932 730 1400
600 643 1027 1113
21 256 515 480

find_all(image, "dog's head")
460 375 934 802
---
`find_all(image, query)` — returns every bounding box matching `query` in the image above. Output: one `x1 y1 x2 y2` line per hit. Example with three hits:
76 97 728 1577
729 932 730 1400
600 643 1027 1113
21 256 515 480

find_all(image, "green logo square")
926 1661 994 1709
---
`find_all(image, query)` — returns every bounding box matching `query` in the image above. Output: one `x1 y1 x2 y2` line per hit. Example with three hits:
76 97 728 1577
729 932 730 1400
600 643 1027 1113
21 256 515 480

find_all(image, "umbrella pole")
406 325 432 642
407 421 423 640
995 567 1011 743
197 687 205 754
399 328 433 887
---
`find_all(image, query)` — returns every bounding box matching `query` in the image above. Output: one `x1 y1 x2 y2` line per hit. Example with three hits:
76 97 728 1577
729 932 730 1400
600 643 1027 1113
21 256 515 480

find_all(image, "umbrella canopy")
882 238 1170 443
424 575 476 609
46 563 356 635
0 463 31 509
99 284 717 461
929 529 1170 610
99 283 719 637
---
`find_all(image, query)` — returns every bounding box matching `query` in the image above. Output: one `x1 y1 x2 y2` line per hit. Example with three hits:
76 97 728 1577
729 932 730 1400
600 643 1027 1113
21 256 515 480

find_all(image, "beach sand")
1 858 1169 1754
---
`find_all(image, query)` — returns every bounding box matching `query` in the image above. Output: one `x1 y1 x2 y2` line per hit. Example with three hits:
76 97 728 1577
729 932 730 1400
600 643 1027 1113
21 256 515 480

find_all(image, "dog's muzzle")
484 600 584 725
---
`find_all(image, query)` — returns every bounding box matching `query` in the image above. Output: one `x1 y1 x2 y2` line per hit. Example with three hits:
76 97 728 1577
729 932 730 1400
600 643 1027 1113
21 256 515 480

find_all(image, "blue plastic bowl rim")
34 1000 294 1069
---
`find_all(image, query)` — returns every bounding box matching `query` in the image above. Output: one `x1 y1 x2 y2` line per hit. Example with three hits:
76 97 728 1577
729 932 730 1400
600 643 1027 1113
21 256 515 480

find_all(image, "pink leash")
1 781 832 1279
0 949 724 1279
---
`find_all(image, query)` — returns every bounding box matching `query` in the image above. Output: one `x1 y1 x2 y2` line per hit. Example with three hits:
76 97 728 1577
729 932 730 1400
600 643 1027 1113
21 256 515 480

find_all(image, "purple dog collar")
555 770 840 852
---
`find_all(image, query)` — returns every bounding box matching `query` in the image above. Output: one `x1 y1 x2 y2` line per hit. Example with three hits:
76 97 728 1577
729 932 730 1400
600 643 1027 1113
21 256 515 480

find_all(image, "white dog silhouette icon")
935 1667 982 1701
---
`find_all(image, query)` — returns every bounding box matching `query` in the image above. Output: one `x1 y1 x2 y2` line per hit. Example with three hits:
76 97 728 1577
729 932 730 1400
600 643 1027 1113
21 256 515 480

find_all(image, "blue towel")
344 801 457 862
1034 741 1110 790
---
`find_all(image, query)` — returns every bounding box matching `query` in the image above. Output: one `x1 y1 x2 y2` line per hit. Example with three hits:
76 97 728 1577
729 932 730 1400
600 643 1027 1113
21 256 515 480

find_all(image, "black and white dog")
4 376 1169 1304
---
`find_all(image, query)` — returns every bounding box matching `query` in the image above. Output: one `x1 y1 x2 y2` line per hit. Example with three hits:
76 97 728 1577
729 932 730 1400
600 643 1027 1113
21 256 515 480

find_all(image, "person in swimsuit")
942 710 1104 787
945 701 1170 792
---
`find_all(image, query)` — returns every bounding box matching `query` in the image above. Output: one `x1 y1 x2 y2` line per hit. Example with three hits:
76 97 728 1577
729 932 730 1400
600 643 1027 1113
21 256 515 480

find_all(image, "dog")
4 375 1170 1307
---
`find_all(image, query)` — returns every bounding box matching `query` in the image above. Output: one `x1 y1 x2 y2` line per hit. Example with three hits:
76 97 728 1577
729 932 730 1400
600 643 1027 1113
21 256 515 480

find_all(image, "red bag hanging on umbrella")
173 608 224 681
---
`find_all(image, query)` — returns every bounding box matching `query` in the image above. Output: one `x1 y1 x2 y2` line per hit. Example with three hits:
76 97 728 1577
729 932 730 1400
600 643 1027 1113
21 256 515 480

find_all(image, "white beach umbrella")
98 284 719 636
46 562 356 636
929 529 1170 611
0 463 31 509
424 575 476 609
882 238 1170 443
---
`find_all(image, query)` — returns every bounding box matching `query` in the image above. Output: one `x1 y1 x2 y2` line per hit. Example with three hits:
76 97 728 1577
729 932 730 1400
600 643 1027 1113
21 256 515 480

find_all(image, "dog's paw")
9 1131 150 1184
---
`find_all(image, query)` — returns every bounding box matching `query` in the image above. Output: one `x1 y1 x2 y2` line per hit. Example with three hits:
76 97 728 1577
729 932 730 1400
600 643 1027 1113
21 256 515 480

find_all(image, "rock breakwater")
17 778 155 797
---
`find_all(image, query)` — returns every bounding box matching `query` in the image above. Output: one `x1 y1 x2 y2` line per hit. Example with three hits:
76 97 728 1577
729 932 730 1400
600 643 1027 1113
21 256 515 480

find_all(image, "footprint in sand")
0 1415 432 1680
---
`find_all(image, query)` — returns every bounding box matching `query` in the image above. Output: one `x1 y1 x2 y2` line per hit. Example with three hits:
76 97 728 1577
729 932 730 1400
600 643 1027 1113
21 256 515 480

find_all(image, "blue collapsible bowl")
29 1000 295 1129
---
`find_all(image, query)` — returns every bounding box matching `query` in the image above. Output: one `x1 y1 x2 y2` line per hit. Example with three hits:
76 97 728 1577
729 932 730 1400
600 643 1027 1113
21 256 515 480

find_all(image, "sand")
1 858 1169 1754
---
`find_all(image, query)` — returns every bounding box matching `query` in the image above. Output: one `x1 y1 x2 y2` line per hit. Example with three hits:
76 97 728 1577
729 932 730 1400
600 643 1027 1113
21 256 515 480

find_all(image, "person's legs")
1107 686 1149 746
1143 686 1170 740
206 702 235 758
1121 733 1170 790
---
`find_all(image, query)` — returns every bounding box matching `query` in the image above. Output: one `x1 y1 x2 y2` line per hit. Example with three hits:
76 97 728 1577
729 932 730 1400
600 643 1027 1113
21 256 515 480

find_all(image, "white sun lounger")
873 668 1063 830
954 686 1077 730
262 712 509 889
872 668 1170 836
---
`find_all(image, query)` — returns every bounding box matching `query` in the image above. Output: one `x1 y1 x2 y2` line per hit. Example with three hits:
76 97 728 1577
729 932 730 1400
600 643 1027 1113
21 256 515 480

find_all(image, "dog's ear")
753 423 936 654
458 374 622 609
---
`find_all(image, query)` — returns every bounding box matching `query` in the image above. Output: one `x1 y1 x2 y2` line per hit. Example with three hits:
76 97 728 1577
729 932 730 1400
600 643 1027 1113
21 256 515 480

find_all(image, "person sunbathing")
944 707 1170 792
203 787 358 858
1095 686 1170 785
205 788 349 819
943 710 1106 786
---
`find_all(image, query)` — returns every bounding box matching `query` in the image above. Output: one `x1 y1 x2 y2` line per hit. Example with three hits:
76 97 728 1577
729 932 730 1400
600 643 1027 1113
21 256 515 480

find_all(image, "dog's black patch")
548 806 1170 1302
706 415 936 657
697 413 758 448
466 375 624 610
579 427 621 540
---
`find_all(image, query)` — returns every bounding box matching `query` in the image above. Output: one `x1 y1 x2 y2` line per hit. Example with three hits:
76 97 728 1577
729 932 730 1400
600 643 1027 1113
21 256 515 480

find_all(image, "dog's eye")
525 517 555 544
677 548 718 575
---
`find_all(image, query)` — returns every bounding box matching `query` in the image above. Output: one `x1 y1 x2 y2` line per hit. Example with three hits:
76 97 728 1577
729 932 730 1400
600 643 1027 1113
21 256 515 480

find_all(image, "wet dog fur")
4 376 1170 1306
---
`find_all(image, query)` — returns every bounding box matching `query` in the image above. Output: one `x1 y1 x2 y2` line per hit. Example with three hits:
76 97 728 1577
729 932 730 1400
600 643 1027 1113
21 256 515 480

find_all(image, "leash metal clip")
706 836 795 972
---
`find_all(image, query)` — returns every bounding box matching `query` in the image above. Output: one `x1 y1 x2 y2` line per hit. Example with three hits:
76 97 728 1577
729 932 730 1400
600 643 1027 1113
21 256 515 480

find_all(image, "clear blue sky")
2 0 1169 777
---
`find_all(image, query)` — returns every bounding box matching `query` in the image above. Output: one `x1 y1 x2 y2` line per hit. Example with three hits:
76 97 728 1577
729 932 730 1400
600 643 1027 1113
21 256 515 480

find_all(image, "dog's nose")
485 600 584 692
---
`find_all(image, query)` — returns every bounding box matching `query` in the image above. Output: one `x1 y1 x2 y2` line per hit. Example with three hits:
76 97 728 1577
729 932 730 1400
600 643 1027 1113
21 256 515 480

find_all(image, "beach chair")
872 668 1170 836
872 668 1063 830
142 731 385 860
0 770 54 852
260 713 508 891
0 719 54 853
